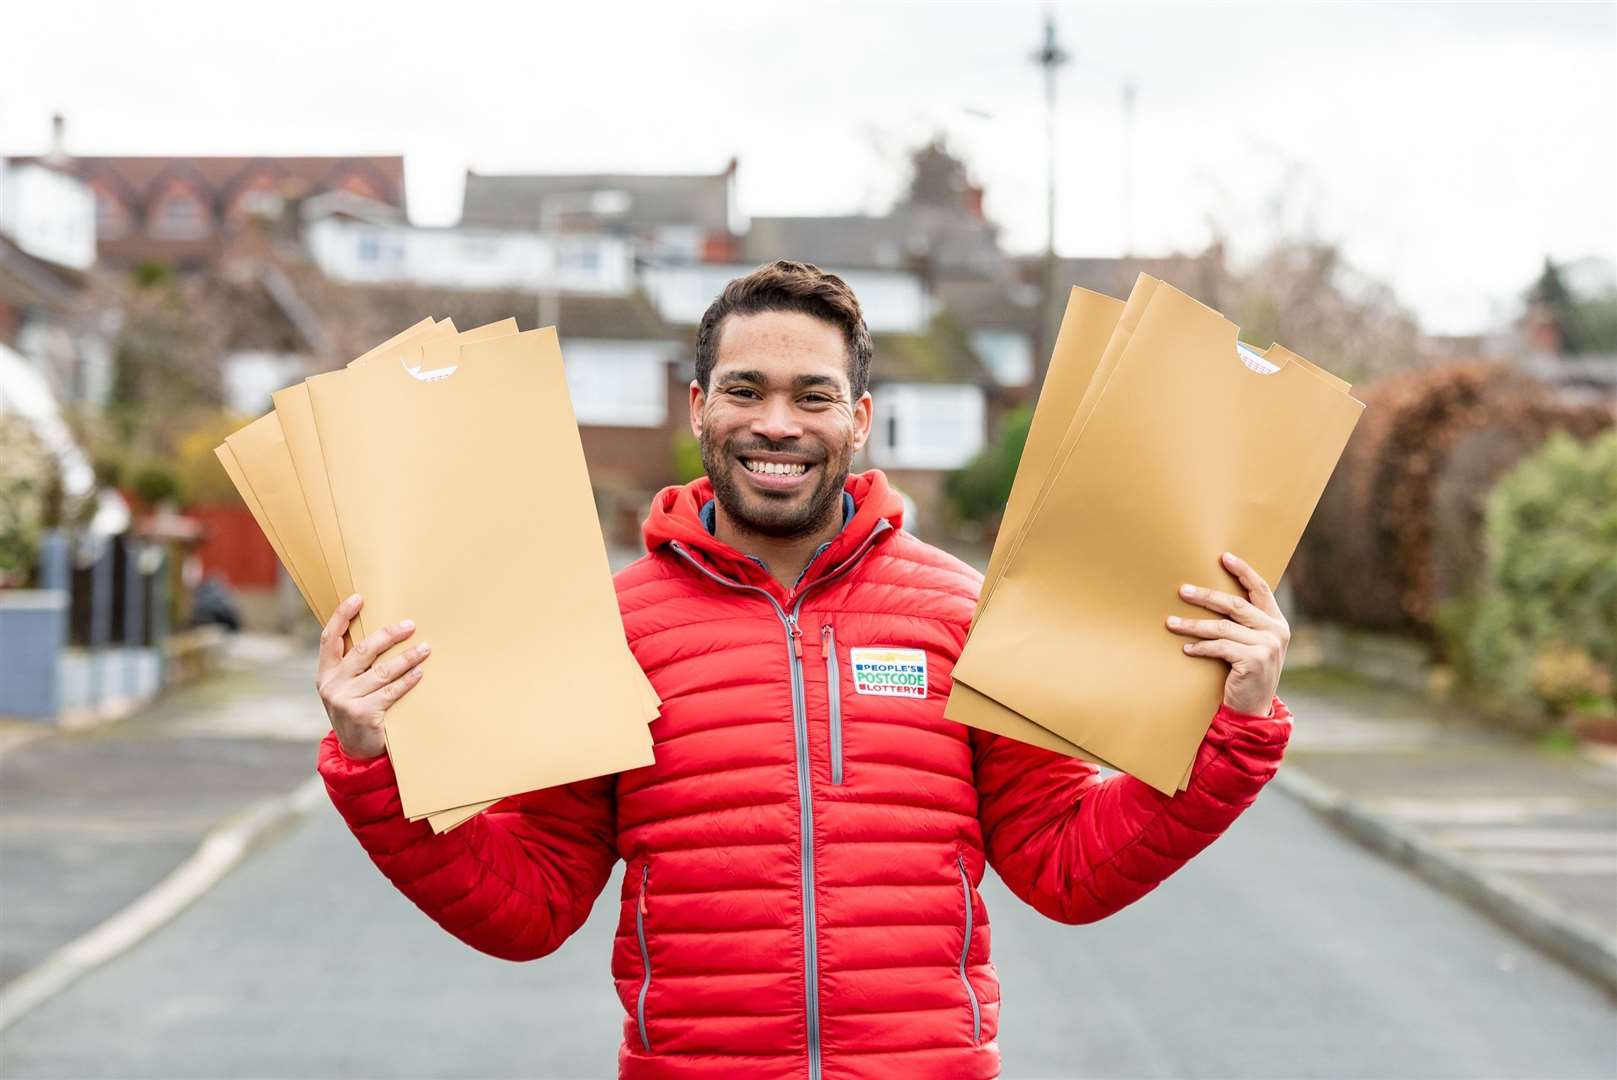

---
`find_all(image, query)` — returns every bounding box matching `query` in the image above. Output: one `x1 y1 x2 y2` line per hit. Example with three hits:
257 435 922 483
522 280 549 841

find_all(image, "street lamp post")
536 189 632 331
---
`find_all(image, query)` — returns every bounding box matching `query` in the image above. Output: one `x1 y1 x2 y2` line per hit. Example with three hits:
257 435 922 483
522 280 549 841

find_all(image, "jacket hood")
643 469 904 595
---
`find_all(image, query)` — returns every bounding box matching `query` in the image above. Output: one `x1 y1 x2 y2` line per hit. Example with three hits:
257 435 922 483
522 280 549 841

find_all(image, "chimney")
44 113 70 166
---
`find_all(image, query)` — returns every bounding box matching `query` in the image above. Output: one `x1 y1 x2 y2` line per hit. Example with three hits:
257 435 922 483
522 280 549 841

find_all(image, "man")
316 261 1294 1079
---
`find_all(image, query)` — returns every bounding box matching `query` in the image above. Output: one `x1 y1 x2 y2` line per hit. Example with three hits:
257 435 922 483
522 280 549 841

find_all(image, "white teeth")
744 459 807 476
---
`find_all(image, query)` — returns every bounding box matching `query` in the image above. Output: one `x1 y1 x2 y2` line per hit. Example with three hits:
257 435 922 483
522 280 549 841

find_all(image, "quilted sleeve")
316 730 618 961
970 696 1291 925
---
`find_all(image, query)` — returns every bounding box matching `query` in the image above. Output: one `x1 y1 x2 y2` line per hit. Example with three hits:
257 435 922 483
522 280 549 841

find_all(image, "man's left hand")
1165 551 1290 718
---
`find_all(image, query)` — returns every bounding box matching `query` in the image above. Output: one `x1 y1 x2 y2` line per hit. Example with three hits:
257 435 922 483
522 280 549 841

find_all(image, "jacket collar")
643 469 904 603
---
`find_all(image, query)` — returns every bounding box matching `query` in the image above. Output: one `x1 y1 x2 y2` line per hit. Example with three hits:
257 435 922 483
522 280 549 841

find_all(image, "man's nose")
751 394 804 441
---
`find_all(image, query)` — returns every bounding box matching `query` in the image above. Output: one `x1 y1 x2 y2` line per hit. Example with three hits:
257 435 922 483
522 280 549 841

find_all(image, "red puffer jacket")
318 470 1292 1079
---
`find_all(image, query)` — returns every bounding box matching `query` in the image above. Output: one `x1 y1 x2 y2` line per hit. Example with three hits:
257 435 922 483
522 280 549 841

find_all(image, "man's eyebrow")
713 369 768 385
792 373 844 392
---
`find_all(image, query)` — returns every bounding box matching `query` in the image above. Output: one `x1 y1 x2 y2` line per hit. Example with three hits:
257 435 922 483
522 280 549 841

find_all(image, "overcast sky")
6 1 1613 335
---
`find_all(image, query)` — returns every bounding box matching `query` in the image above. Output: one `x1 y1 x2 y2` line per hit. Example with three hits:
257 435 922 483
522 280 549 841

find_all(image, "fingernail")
346 593 361 608
1167 616 1181 626
1184 643 1194 652
400 619 415 631
1180 584 1194 596
418 643 431 655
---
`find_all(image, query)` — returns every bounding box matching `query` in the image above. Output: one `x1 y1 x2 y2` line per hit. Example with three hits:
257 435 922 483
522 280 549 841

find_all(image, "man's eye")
801 394 831 404
725 387 761 399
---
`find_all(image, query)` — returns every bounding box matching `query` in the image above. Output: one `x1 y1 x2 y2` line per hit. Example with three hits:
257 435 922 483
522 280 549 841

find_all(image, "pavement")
0 630 1614 1046
1276 666 1617 991
0 633 325 1014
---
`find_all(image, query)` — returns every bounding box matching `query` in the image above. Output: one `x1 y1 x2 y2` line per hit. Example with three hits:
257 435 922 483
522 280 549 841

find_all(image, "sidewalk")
1276 667 1617 991
0 634 323 995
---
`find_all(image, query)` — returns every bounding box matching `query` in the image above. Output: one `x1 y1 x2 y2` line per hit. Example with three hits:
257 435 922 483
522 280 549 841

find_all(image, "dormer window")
149 184 211 240
93 186 130 240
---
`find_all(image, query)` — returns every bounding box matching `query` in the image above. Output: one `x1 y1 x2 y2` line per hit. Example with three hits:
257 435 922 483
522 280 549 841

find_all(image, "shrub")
1440 429 1617 722
945 406 1031 528
1289 362 1612 638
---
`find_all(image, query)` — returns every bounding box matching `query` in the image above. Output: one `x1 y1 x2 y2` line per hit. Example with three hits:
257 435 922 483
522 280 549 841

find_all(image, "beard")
700 428 851 541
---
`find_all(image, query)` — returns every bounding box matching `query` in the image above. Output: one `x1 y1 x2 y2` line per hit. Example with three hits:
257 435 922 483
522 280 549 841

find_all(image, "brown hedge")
1287 362 1613 642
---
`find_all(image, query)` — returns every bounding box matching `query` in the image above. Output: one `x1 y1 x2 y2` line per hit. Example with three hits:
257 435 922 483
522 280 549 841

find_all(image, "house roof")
16 155 408 215
871 312 995 386
1012 252 1224 307
932 277 1040 334
0 233 85 313
461 166 733 233
744 205 1003 277
302 281 680 364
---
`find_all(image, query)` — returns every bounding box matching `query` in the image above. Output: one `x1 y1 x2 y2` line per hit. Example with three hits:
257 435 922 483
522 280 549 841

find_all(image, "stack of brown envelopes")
945 275 1365 794
216 317 658 832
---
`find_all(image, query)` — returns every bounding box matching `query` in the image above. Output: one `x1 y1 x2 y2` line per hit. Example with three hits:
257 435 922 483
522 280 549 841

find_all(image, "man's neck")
712 503 844 590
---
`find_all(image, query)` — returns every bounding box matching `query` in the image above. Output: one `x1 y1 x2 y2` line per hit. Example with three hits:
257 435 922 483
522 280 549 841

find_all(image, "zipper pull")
788 615 803 659
820 624 832 650
639 863 649 915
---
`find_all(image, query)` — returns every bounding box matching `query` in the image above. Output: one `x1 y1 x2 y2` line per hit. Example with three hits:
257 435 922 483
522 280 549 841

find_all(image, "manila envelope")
950 278 1363 794
277 318 512 639
214 443 317 618
223 413 343 624
307 328 658 819
955 275 1245 790
946 288 1124 769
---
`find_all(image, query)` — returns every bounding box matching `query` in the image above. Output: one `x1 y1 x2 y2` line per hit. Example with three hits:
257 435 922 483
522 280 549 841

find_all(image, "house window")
149 190 210 240
356 229 403 266
868 383 986 470
970 330 1034 387
563 343 667 428
93 189 129 239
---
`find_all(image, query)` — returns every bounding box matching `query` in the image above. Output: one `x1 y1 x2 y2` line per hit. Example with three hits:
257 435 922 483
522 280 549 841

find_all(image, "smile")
741 459 810 477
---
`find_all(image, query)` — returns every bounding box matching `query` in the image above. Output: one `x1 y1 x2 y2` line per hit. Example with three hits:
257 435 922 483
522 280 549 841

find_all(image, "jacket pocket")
956 854 982 1045
635 861 653 1052
822 624 844 784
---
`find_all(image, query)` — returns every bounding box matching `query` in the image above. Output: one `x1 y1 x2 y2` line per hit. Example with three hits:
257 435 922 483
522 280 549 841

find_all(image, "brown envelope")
945 288 1124 769
950 277 1363 794
279 318 491 638
223 414 343 623
307 328 657 818
214 444 317 618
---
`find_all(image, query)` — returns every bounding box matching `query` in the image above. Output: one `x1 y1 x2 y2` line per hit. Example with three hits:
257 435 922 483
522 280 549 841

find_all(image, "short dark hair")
693 259 874 398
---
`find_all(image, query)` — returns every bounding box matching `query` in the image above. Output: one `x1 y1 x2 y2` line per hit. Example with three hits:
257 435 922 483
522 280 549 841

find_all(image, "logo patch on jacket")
848 647 928 698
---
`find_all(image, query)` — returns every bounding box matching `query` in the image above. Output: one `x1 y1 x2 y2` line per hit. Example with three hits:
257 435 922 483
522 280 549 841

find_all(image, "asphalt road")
3 786 1614 1080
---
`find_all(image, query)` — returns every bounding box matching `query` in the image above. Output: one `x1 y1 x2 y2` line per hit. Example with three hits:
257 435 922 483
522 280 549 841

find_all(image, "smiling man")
314 260 1294 1080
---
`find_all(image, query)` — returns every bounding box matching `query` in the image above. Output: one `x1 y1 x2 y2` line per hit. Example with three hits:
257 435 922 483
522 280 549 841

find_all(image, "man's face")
690 309 873 540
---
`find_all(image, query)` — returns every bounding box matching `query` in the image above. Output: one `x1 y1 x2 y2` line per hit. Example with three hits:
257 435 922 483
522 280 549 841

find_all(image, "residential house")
18 116 405 270
460 161 741 264
0 156 112 408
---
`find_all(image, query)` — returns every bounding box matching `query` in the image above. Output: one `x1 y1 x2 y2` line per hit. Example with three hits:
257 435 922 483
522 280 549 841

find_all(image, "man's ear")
849 390 873 454
688 380 706 440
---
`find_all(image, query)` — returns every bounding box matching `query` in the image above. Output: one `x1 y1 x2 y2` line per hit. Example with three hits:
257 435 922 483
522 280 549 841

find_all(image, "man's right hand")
315 594 431 760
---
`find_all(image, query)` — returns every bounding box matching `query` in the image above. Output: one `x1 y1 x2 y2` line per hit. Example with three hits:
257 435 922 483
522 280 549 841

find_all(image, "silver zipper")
822 624 844 785
635 861 653 1052
957 855 981 1044
669 522 889 1080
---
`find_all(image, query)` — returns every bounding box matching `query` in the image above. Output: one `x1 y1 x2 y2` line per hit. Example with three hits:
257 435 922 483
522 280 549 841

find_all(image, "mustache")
726 439 826 464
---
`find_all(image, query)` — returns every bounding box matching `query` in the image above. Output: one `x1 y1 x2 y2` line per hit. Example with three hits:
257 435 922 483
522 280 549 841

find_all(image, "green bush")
671 432 706 484
131 464 182 507
1439 429 1617 723
945 406 1031 527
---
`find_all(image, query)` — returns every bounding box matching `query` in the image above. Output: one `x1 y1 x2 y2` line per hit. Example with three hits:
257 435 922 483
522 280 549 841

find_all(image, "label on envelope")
849 647 928 698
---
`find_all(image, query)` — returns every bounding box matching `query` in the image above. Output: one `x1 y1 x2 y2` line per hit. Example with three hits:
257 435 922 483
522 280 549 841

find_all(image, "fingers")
1219 551 1284 620
1178 581 1277 631
335 619 417 683
1166 614 1266 646
1181 637 1262 665
357 660 426 712
316 594 362 686
352 640 432 697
